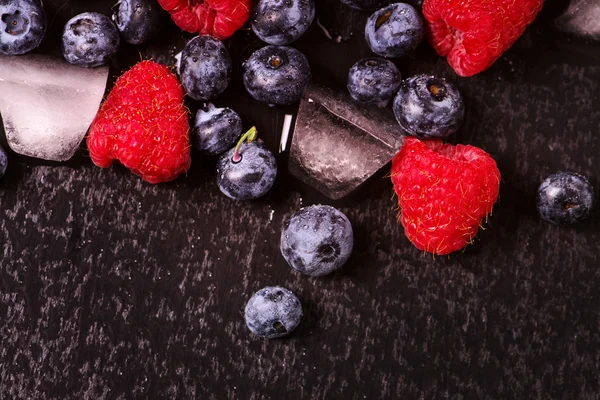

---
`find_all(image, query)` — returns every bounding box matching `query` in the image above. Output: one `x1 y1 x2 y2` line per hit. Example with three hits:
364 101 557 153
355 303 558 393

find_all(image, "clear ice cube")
0 54 109 161
555 0 600 40
288 84 405 200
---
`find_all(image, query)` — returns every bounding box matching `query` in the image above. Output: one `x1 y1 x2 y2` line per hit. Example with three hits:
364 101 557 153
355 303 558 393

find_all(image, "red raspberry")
391 138 501 255
158 0 252 40
87 61 191 184
422 0 544 77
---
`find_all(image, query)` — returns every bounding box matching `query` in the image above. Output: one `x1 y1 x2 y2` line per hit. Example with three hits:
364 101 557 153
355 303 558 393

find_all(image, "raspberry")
391 137 501 255
422 0 544 77
158 0 252 40
87 60 191 184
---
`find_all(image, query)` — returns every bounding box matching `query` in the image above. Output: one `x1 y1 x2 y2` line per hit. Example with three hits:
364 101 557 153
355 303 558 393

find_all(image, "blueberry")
243 45 311 106
347 57 401 107
112 0 162 45
192 104 243 155
216 128 277 200
537 172 594 225
341 0 388 11
365 3 424 58
393 74 464 139
251 0 315 45
280 205 354 276
245 286 302 339
0 0 46 55
62 12 120 68
179 35 232 101
0 145 7 179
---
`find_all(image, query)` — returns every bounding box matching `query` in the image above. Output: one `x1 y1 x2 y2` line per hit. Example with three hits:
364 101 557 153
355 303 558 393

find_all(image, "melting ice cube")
288 84 405 200
0 54 109 161
555 0 600 40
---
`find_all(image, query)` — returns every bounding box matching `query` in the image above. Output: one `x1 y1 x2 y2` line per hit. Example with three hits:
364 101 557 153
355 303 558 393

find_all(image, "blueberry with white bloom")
281 205 354 276
245 286 303 339
191 104 243 155
216 127 277 200
243 45 311 106
537 172 594 225
0 0 46 55
179 35 232 101
393 74 464 139
347 57 401 107
251 0 315 45
62 12 120 68
365 3 424 58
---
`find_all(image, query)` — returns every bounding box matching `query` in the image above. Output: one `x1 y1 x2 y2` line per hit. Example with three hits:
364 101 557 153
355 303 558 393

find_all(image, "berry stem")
232 126 258 163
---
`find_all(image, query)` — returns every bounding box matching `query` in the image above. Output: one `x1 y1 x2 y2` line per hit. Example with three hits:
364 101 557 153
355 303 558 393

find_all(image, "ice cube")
555 0 600 40
288 84 405 200
0 54 109 161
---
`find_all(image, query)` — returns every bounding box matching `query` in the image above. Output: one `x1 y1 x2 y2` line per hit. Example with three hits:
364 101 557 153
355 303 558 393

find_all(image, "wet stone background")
1 0 599 399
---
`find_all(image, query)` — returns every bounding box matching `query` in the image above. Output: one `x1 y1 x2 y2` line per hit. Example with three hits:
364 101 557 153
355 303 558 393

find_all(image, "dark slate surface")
1 0 599 399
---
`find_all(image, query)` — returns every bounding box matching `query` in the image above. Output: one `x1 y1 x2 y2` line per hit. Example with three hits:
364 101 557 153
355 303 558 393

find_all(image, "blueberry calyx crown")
427 78 447 101
232 126 258 163
2 10 29 36
272 321 287 334
375 10 392 30
268 55 283 69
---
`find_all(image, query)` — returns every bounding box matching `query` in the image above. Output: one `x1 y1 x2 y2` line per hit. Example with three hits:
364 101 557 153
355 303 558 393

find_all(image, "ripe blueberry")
537 172 594 225
179 35 232 101
243 45 311 106
62 12 120 68
393 74 464 139
365 3 424 58
0 0 46 55
216 127 278 200
251 0 315 45
281 205 354 276
112 0 162 45
245 286 302 339
192 104 243 156
347 57 401 107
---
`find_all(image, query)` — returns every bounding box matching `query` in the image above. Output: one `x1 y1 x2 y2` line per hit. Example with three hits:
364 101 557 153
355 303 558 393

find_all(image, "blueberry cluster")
62 0 164 67
245 204 355 339
0 0 163 63
340 3 465 139
2 0 595 345
243 0 313 105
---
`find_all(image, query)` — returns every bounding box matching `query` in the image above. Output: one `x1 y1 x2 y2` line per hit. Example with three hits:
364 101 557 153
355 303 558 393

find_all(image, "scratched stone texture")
1 0 599 399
